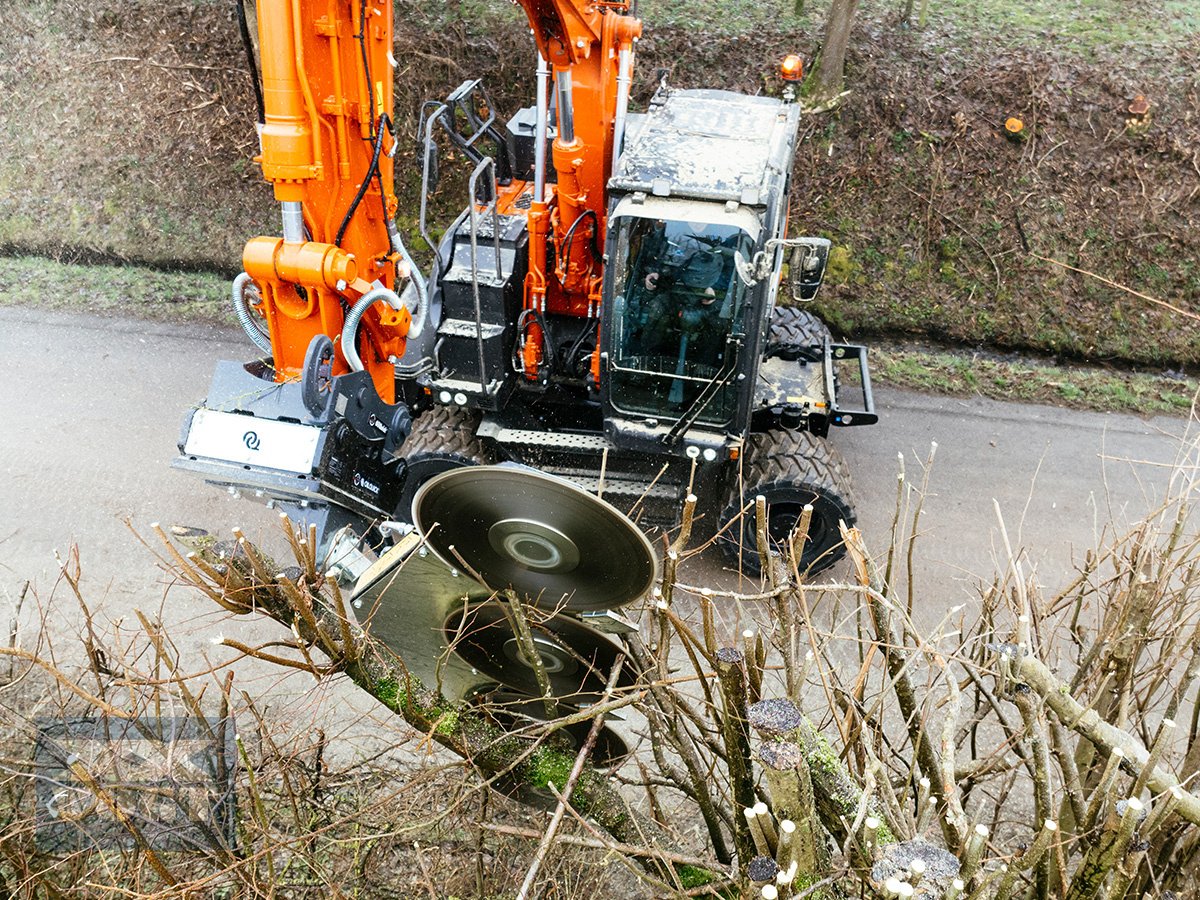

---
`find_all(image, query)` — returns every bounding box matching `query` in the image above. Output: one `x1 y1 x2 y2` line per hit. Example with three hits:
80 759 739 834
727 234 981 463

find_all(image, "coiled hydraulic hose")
232 272 272 355
341 286 403 373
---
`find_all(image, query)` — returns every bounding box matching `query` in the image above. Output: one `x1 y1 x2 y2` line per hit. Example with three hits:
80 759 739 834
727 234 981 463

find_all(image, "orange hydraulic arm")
510 1 642 381
240 0 409 403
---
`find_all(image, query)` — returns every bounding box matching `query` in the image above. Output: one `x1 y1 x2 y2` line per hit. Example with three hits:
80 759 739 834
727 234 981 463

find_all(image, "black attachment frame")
419 80 515 198
824 341 877 427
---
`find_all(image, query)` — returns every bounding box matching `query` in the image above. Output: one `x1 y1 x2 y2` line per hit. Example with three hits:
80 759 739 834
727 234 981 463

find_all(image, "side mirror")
788 238 831 302
734 250 758 287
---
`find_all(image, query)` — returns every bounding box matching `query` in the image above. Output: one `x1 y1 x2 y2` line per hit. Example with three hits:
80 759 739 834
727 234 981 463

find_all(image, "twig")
1005 649 1200 825
0 648 133 718
481 823 718 869
842 524 965 850
716 647 757 870
516 656 625 899
1030 252 1200 322
69 758 178 886
502 592 558 719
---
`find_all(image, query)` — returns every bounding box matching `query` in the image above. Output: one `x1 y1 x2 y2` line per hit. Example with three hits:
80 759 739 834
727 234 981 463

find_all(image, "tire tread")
403 405 492 463
769 306 833 347
723 428 856 574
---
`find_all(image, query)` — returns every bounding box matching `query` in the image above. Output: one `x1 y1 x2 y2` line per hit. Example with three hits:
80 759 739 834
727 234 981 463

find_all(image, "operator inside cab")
633 220 731 357
608 211 756 424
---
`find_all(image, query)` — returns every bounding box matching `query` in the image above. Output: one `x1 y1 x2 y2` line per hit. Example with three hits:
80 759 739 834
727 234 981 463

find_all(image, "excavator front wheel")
768 304 832 350
720 429 856 577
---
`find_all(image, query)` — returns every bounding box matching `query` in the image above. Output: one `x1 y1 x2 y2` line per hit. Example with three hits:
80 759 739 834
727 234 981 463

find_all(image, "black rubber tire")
720 428 856 577
768 305 832 350
395 405 495 522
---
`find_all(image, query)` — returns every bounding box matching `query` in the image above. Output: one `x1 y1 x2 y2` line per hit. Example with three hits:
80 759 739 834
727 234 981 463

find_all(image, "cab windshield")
608 215 755 425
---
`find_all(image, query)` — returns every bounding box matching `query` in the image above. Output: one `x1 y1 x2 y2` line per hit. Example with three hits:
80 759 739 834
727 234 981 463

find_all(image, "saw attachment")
351 464 652 741
412 465 658 612
445 601 637 702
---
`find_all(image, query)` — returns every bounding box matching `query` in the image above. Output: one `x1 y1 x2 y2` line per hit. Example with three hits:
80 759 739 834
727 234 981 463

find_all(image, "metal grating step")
549 471 677 498
477 423 616 452
544 471 683 524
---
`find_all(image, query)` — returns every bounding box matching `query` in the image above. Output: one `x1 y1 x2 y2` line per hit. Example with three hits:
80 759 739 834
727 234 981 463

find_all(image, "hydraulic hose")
234 0 265 125
341 286 403 372
387 221 427 340
335 112 390 248
557 209 600 285
232 272 272 355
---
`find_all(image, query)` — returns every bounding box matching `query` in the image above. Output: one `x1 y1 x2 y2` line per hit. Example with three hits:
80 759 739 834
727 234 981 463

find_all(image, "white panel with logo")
182 409 322 474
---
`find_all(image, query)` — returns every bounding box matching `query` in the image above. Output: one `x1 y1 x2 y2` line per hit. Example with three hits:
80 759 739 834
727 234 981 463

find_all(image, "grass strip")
874 347 1198 417
0 255 231 325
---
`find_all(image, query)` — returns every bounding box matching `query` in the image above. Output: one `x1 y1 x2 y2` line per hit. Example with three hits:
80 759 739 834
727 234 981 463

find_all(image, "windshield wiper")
661 336 743 445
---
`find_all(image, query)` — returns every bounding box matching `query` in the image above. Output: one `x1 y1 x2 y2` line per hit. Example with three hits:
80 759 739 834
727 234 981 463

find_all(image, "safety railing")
467 156 504 393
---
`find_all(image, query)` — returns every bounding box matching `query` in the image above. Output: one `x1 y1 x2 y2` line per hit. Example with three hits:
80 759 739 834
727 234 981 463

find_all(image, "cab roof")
611 88 801 208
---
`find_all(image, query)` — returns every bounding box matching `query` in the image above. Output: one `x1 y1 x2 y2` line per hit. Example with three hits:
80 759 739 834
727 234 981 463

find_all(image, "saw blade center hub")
503 636 578 675
488 518 581 573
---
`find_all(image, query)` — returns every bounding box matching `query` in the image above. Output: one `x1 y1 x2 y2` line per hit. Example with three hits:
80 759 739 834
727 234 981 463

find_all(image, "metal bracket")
579 609 641 636
324 526 375 587
735 236 831 301
823 341 878 427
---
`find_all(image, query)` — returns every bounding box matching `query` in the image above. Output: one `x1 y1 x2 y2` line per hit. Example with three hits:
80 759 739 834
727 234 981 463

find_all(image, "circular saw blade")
413 465 657 611
445 602 638 701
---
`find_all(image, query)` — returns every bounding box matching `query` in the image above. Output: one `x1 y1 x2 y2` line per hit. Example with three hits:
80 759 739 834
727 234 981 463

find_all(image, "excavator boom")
505 1 642 380
240 0 410 403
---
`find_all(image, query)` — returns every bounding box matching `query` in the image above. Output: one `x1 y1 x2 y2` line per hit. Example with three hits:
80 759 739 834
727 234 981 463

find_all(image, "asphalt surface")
1 306 1192 739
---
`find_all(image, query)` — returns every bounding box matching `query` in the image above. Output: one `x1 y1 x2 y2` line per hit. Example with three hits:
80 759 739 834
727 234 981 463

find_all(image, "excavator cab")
598 86 853 453
605 207 759 427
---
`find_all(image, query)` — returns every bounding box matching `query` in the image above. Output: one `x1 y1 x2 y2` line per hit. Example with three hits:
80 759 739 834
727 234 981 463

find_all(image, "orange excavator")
177 0 876 579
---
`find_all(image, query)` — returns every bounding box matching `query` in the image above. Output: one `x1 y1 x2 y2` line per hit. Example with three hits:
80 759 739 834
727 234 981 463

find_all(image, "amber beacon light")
780 54 804 81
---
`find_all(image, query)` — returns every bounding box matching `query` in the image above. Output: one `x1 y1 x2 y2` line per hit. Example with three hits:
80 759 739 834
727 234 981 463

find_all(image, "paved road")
1 306 1191 730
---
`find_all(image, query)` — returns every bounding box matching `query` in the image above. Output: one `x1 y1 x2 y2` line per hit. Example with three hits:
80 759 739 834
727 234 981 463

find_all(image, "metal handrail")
467 157 504 392
418 102 448 262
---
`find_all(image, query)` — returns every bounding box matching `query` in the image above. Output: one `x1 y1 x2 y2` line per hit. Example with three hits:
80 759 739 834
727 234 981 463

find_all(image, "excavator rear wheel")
720 428 855 577
395 405 496 523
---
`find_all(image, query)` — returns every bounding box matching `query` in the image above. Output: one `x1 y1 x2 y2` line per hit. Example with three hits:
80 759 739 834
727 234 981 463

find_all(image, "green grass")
0 256 233 325
427 0 1200 48
874 347 1198 417
426 0 817 36
923 0 1200 53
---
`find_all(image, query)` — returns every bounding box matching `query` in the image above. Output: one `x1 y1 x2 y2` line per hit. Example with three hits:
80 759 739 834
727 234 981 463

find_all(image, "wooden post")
717 647 757 869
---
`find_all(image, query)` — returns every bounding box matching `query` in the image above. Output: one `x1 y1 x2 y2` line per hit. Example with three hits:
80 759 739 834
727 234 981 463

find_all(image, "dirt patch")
2 2 1198 370
799 23 1200 371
